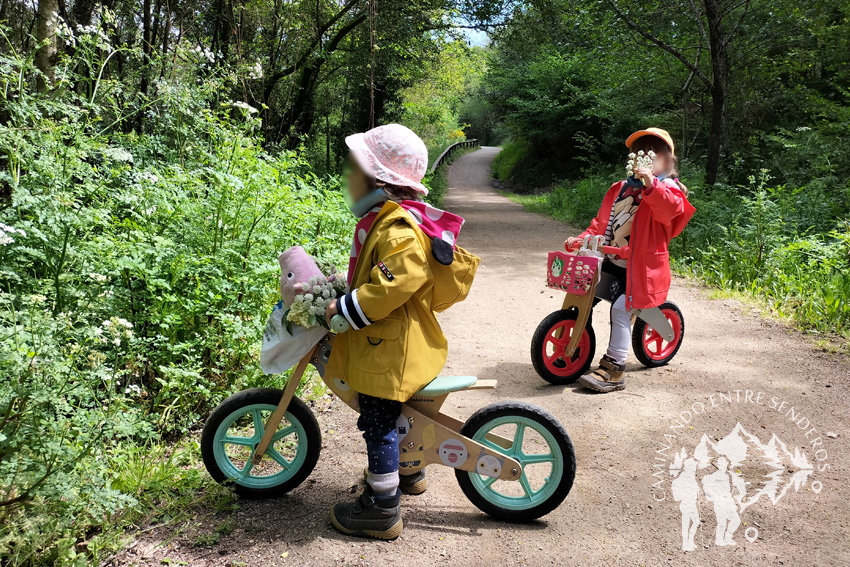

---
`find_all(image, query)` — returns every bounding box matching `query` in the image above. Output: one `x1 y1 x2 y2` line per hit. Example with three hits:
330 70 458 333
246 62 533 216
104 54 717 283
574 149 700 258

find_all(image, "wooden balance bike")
531 235 685 384
201 316 576 522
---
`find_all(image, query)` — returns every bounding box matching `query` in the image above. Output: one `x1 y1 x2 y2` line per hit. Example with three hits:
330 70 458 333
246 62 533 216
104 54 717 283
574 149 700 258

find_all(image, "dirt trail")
117 147 850 567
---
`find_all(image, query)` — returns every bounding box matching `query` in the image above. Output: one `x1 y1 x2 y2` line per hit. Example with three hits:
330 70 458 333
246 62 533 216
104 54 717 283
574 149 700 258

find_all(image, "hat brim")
625 130 674 155
345 133 429 196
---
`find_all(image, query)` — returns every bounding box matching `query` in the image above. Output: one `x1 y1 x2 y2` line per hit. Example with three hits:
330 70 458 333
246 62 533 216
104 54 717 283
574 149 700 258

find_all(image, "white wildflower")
0 222 25 246
232 101 258 114
303 293 314 302
113 338 121 346
249 61 263 80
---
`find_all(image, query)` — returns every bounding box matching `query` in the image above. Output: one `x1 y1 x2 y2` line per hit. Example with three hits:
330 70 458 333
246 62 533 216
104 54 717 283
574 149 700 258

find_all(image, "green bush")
491 139 533 183
0 28 351 565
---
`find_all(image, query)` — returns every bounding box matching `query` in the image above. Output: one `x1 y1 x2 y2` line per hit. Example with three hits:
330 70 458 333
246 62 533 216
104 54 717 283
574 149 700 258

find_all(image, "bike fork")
250 346 317 465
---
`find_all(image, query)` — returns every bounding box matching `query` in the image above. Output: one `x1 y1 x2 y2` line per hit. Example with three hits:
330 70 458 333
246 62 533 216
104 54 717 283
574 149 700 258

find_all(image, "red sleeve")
578 182 621 239
642 178 688 230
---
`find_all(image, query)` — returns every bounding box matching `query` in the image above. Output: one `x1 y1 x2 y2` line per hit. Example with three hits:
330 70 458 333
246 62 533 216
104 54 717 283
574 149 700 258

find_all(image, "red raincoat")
579 178 696 310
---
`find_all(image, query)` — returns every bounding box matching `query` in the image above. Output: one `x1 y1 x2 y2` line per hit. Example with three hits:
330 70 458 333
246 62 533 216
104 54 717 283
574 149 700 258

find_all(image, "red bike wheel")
531 310 596 384
632 301 684 367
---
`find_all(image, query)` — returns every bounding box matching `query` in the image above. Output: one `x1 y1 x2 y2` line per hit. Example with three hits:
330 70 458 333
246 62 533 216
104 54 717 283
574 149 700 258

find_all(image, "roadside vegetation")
0 0 486 562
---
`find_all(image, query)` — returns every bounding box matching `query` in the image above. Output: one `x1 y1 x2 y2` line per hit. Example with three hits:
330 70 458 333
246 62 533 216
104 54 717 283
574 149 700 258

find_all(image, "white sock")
366 470 399 496
607 294 631 366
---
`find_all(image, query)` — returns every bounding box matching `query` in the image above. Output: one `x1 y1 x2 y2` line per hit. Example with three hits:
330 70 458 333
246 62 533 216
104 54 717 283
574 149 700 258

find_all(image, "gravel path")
115 147 850 567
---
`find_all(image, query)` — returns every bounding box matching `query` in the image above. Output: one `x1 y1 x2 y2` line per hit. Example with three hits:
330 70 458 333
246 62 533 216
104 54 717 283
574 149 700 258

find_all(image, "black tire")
531 309 596 384
455 401 576 522
201 388 321 499
632 300 685 367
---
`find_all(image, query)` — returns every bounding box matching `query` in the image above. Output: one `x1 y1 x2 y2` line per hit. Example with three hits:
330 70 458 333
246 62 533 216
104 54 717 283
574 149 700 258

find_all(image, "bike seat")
415 376 477 397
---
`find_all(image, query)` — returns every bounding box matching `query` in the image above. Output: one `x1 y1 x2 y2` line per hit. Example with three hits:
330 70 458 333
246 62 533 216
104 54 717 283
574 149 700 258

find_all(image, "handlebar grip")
600 245 630 259
330 314 350 333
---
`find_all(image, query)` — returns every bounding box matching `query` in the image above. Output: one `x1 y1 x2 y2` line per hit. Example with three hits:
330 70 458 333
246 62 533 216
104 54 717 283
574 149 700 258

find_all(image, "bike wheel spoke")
272 425 297 442
222 435 255 447
518 471 535 498
265 447 291 469
252 409 265 438
512 424 526 454
545 348 562 363
478 437 508 454
239 459 255 480
521 452 556 465
481 475 498 489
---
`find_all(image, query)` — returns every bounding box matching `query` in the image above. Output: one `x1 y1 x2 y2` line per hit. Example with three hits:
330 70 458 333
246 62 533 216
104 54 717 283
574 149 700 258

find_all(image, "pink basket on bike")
546 251 599 295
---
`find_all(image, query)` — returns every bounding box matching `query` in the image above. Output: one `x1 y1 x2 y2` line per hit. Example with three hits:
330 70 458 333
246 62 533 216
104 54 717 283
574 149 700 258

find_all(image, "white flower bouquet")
626 150 655 185
283 274 348 333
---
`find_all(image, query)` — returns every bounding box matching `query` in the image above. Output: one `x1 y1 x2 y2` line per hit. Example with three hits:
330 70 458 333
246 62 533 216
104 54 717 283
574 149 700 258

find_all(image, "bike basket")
546 251 599 295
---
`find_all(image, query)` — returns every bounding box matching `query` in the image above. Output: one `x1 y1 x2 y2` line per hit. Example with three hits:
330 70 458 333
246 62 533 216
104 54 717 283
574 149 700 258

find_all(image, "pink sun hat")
345 124 429 195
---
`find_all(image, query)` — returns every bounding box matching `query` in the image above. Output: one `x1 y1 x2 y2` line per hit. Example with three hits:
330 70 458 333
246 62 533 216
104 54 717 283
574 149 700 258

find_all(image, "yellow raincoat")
325 201 448 401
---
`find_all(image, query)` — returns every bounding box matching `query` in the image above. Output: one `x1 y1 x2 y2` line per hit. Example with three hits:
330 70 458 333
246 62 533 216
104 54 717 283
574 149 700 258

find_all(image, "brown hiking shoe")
578 355 626 392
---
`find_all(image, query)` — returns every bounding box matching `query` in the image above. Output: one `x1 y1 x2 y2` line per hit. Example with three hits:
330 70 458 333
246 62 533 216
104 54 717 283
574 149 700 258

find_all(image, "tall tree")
606 0 752 185
35 0 59 91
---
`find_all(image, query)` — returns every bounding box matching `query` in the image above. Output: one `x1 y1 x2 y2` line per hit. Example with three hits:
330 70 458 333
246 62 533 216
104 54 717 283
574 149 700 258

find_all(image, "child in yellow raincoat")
324 124 469 540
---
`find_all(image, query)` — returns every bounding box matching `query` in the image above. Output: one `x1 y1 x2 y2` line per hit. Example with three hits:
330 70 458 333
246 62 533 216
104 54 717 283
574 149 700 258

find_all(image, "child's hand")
634 167 655 188
566 237 583 250
325 298 339 320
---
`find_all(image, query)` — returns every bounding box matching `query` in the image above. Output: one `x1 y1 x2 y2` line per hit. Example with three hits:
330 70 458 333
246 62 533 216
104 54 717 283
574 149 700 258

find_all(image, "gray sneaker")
330 487 403 540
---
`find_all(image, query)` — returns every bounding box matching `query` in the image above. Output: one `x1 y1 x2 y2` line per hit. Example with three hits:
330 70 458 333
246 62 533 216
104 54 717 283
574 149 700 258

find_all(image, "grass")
491 139 533 183
87 440 239 561
86 370 331 562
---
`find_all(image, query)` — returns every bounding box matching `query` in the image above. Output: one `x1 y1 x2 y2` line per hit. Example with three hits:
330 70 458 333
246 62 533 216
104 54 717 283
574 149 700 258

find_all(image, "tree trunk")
35 0 59 92
71 0 97 26
703 0 727 185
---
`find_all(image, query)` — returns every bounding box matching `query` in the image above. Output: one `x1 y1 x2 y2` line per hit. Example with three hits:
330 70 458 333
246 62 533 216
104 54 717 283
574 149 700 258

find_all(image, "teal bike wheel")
201 388 321 498
455 401 576 521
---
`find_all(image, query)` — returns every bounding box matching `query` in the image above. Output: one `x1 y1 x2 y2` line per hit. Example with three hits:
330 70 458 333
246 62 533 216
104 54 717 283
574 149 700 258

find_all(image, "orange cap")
625 128 675 155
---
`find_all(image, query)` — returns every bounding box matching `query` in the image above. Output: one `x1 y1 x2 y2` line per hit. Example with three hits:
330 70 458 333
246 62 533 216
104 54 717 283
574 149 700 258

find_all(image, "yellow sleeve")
338 225 429 329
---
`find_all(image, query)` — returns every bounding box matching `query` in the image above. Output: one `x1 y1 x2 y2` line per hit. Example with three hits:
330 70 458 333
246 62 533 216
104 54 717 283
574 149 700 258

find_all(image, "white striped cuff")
339 289 372 330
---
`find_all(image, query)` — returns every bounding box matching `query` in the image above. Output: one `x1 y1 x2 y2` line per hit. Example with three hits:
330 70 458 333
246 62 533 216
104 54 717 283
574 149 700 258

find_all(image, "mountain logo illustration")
668 422 820 551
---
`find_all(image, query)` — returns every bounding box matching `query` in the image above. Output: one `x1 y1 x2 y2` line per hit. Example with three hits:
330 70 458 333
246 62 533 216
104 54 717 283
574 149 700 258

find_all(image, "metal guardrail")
430 139 480 173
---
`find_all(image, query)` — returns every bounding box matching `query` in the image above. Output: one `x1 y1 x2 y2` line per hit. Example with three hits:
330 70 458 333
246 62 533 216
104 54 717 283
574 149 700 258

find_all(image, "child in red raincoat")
569 128 695 393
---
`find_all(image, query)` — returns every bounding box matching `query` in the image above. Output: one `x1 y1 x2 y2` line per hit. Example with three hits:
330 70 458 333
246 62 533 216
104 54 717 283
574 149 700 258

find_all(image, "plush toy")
279 246 326 306
262 246 343 375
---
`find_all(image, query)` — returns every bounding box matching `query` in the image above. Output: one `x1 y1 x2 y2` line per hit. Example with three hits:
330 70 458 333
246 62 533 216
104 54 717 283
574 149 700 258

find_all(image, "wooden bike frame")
250 335 523 482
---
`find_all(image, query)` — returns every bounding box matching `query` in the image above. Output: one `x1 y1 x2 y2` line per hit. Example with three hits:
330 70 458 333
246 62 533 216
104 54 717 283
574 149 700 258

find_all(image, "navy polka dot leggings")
357 393 401 475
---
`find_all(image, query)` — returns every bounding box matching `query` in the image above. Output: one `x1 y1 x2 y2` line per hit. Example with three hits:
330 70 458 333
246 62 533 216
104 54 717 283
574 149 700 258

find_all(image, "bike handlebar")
330 314 350 333
564 238 630 259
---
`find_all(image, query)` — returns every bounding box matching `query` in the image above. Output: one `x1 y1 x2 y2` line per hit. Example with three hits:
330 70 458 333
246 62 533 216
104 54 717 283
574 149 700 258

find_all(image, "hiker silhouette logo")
650 391 833 552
